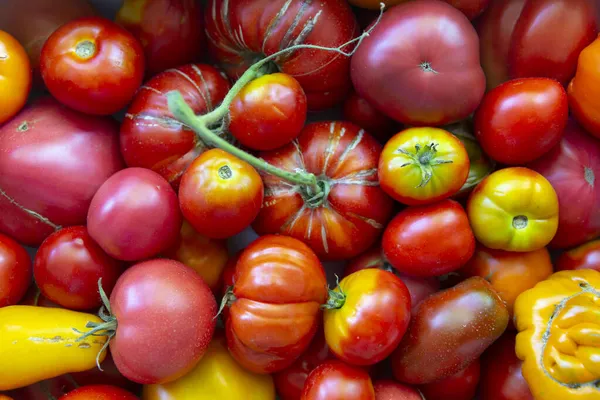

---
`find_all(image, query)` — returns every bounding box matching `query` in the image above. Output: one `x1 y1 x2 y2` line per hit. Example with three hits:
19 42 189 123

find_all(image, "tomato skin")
40 17 145 116
474 78 568 165
382 199 475 278
0 233 31 307
34 226 123 311
342 92 398 142
70 351 140 394
419 359 480 400
301 360 375 400
59 385 138 400
0 30 31 125
568 36 600 138
373 380 422 400
444 0 490 20
19 285 61 308
556 239 600 272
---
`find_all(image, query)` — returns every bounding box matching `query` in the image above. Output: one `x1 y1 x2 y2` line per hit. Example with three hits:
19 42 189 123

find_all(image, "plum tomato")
419 359 481 400
301 360 375 400
0 30 31 125
382 199 475 278
378 127 470 205
342 92 398 142
323 268 411 366
373 380 422 400
556 239 600 272
40 17 144 116
474 77 568 165
87 168 182 262
0 233 31 307
59 384 138 400
229 73 307 151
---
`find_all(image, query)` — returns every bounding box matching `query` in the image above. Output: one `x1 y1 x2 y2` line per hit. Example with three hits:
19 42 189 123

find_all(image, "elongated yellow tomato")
0 305 107 391
142 334 276 400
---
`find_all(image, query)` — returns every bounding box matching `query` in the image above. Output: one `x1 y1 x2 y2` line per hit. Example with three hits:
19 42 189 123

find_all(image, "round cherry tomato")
40 16 144 115
467 167 559 252
0 233 31 307
179 149 263 239
229 73 307 151
373 380 422 400
59 384 138 400
301 360 375 400
556 239 600 272
474 78 568 165
0 30 31 125
34 226 123 311
324 268 411 366
342 92 398 142
419 359 481 400
379 127 469 205
382 199 475 278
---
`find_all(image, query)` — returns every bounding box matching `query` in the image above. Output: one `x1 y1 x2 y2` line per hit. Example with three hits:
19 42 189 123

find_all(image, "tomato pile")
1 0 600 399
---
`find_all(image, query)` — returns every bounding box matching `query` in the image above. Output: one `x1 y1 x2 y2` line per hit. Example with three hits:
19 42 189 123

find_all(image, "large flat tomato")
467 167 559 252
0 233 31 307
419 359 480 400
568 36 600 138
556 239 600 272
301 360 375 400
0 30 31 125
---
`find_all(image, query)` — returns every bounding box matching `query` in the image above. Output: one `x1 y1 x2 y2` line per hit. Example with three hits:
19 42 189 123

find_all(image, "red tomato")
382 199 475 278
556 239 600 272
342 92 398 142
373 380 422 400
3 375 77 400
419 359 481 400
40 17 145 116
225 235 327 373
229 73 307 151
351 0 485 126
205 0 358 110
70 351 140 394
19 285 61 308
444 0 490 20
253 121 394 260
87 168 182 262
0 233 31 307
0 30 31 125
474 78 568 164
301 360 375 400
59 384 138 400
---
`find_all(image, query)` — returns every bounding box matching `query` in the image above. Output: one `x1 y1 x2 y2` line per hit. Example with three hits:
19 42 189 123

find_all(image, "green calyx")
397 142 453 188
321 274 346 310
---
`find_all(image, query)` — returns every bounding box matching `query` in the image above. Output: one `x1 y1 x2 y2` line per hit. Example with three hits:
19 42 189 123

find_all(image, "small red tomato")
373 380 422 400
324 268 411 366
419 359 481 400
301 360 375 400
342 92 398 142
179 149 264 239
40 16 144 115
59 384 138 399
382 199 475 278
34 226 123 310
229 73 307 151
474 78 568 165
556 239 600 272
0 233 31 307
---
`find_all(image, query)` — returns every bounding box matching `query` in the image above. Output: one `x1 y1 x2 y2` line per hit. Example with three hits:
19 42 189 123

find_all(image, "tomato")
556 239 600 272
19 285 60 308
474 78 568 165
0 97 124 247
0 233 31 307
301 360 375 400
568 35 600 138
59 385 138 400
87 168 182 261
444 0 490 20
351 0 485 126
225 235 327 373
229 73 307 151
347 0 407 10
419 359 480 400
253 121 394 260
342 92 398 143
382 199 475 278
528 119 600 248
0 31 31 125
391 277 509 384
179 149 264 239
3 375 77 400
467 167 559 252
34 226 123 311
378 127 469 205
116 0 205 76
323 268 411 366
40 17 144 116
71 351 140 394
373 380 422 400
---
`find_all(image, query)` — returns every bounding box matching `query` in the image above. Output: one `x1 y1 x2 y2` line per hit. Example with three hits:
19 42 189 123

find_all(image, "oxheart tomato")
0 30 31 125
205 0 358 110
301 360 375 400
351 0 485 126
0 97 124 247
342 92 398 142
556 239 600 272
419 359 481 400
0 233 31 307
59 385 138 400
391 277 509 384
373 380 422 400
568 35 600 138
253 121 394 261
225 235 327 373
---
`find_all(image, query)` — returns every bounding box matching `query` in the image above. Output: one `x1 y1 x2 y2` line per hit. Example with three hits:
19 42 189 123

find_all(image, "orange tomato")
0 30 31 124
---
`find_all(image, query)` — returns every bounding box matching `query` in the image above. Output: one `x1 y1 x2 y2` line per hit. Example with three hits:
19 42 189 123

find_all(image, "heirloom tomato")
419 359 480 400
342 92 398 142
373 380 422 400
0 233 31 307
0 30 31 125
301 360 375 400
569 36 600 138
60 385 138 400
556 239 600 272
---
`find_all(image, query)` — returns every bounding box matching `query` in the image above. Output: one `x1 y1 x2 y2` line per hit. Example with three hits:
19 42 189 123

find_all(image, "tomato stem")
321 275 347 310
398 143 453 188
215 286 237 319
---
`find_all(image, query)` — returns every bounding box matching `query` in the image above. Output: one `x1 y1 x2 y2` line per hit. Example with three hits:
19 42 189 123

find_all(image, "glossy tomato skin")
0 233 31 307
301 360 375 400
474 78 568 165
40 17 145 116
391 277 509 384
87 168 182 262
351 0 485 126
110 259 217 384
0 30 31 125
419 359 480 400
373 380 422 400
34 226 123 311
556 239 600 272
226 235 327 374
253 121 394 261
342 92 398 142
205 0 358 110
382 199 475 278
229 73 307 151
444 0 490 20
59 385 138 400
568 36 600 138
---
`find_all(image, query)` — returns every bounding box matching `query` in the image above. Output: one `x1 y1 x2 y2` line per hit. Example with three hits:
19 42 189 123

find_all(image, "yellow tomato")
0 30 31 124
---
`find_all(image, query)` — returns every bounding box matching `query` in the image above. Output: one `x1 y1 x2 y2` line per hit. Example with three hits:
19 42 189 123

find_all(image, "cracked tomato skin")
204 0 358 111
120 64 230 188
556 239 600 273
514 270 600 400
252 121 394 261
301 360 375 400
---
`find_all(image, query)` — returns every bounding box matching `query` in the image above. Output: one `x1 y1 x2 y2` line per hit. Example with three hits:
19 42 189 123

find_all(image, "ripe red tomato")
0 233 31 307
444 0 490 20
474 78 568 165
3 375 77 400
373 380 422 400
70 351 140 394
40 17 145 116
34 226 123 311
382 199 475 278
301 360 375 400
0 30 31 125
556 239 600 272
59 384 138 400
342 92 398 142
419 359 481 400
18 285 60 308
